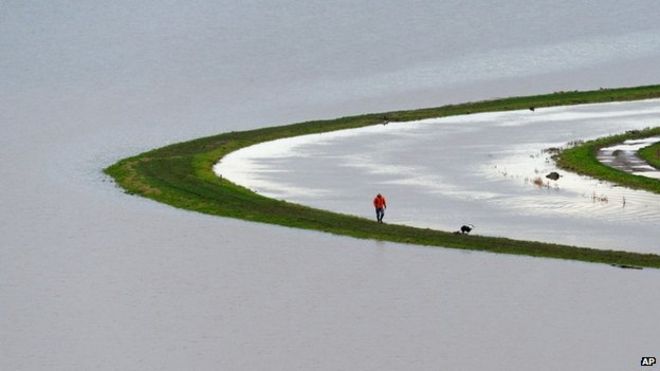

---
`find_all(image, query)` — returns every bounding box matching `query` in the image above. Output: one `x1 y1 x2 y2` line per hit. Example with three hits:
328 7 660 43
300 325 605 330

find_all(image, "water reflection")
218 99 660 252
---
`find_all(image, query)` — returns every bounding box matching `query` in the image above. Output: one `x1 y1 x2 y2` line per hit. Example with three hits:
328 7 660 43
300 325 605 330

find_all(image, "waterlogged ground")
598 136 660 179
217 99 660 253
5 1 660 370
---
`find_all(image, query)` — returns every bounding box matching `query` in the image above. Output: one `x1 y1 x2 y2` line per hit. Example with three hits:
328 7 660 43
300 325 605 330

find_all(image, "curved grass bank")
106 84 660 268
639 142 660 169
555 127 660 195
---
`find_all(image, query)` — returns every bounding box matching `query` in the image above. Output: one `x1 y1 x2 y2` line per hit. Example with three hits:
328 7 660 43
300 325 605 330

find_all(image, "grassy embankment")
556 127 660 195
106 84 660 268
639 142 660 169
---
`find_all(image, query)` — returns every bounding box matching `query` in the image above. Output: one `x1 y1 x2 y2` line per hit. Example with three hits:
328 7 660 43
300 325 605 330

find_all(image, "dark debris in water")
610 264 643 270
545 171 561 180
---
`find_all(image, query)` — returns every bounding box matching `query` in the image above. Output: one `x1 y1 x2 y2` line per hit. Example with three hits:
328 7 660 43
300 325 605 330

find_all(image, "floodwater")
598 136 660 179
217 99 660 252
4 1 660 370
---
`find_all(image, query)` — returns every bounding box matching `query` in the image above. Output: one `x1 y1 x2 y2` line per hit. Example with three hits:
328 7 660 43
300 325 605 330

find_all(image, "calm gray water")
3 1 660 370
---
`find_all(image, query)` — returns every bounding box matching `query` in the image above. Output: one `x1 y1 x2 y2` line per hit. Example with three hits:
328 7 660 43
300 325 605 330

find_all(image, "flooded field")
598 136 660 179
217 99 660 253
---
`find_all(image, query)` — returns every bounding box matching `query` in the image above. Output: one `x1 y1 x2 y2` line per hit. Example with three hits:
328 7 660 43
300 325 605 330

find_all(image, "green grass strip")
105 84 660 269
556 127 660 194
639 142 660 169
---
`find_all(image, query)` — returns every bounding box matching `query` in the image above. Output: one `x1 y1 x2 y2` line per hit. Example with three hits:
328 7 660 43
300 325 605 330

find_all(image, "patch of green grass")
555 127 660 194
105 84 660 269
639 142 660 169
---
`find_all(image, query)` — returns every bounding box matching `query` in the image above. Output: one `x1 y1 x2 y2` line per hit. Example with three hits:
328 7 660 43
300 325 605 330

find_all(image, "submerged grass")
555 127 660 195
106 84 660 269
639 142 660 169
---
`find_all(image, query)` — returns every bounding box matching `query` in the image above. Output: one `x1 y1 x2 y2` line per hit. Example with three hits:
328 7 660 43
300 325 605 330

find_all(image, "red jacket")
373 195 386 209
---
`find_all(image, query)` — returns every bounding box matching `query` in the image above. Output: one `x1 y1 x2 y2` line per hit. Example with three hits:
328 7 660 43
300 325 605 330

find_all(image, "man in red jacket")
373 193 387 223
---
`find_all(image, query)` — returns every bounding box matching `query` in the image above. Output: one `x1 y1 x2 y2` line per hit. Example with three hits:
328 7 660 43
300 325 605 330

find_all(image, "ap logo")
641 356 656 366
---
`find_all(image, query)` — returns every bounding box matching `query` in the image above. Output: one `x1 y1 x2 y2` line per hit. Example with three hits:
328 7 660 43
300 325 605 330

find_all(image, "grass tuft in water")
639 142 660 170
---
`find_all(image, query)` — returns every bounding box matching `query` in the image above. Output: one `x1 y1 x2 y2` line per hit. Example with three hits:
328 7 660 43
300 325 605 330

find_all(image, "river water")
3 1 660 370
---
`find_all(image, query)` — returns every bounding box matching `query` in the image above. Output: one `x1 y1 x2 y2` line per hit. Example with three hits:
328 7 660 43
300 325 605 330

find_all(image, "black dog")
460 224 475 235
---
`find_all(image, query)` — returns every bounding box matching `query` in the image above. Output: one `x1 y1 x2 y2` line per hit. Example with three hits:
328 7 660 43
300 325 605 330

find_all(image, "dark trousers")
375 207 384 222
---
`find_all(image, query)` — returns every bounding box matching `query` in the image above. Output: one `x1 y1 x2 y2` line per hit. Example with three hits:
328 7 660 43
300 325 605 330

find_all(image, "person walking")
373 193 387 223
